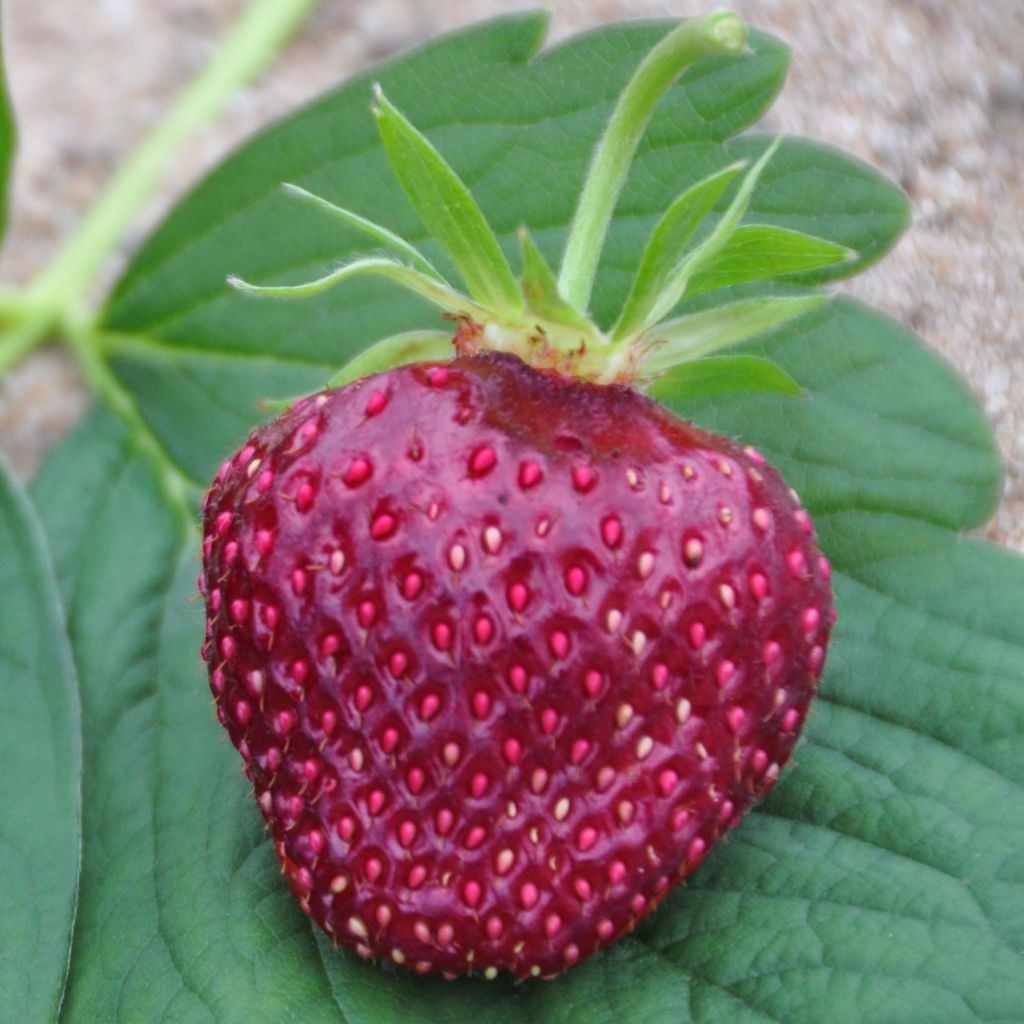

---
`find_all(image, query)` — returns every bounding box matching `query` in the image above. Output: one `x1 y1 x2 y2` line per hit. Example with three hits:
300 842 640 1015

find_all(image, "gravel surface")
0 0 1020 549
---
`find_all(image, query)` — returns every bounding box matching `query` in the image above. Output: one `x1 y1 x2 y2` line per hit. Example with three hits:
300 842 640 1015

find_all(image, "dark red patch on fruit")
200 352 833 980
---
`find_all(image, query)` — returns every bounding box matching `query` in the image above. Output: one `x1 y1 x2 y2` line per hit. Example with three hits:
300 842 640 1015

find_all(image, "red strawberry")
207 12 842 980
201 351 832 979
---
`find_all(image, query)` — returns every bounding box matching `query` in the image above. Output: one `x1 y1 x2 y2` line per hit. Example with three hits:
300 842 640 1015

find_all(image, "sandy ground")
0 0 1020 549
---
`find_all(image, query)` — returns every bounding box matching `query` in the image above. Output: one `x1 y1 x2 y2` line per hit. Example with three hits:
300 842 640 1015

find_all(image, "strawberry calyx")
231 12 854 392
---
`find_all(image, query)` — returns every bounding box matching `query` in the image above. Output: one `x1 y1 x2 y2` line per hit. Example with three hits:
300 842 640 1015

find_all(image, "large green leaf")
98 12 908 486
31 395 1023 1022
0 460 80 1022
29 12 1019 1022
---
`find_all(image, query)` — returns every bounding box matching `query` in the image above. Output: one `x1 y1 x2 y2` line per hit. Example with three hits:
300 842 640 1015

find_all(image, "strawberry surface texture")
200 351 833 979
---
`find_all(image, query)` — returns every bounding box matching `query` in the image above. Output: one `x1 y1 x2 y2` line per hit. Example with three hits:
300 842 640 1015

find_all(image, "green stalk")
557 12 748 312
25 0 318 320
66 328 196 530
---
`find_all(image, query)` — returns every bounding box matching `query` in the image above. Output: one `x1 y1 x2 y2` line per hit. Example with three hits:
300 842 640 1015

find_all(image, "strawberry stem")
557 13 748 313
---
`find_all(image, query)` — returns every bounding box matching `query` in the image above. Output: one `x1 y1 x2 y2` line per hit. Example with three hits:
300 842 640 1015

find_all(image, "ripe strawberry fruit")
203 13 841 980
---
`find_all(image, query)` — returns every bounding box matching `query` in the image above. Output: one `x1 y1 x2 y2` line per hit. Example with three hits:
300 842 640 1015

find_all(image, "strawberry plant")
0 5 1021 1022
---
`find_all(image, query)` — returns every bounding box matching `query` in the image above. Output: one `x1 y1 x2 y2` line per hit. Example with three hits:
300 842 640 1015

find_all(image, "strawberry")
203 13 841 980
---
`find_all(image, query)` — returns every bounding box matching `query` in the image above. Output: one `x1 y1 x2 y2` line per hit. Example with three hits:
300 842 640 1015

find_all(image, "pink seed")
370 512 397 540
726 706 746 733
719 799 735 823
337 816 356 841
764 640 782 665
518 461 543 489
565 565 587 595
519 882 538 910
321 710 337 735
601 515 623 548
432 622 452 651
381 727 399 753
365 390 388 416
571 738 591 764
426 366 449 387
419 693 440 721
651 663 669 690
657 768 679 796
257 468 274 493
715 659 736 686
368 790 385 815
683 537 703 568
688 837 707 861
295 482 315 513
291 569 307 596
688 621 707 649
473 615 493 644
357 601 376 628
508 665 528 693
548 630 569 659
290 659 308 685
401 572 423 600
365 858 382 883
540 708 559 734
809 645 825 672
577 826 598 852
223 541 238 566
503 737 522 765
354 684 373 711
408 865 427 889
608 860 627 885
782 708 801 732
507 582 529 612
435 808 454 835
787 550 808 577
470 773 490 799
229 599 248 624
486 915 503 939
256 529 274 556
389 650 408 677
407 767 424 793
544 913 562 937
572 465 597 493
233 699 251 725
596 919 615 940
469 446 497 476
462 876 481 909
750 572 768 600
751 749 769 773
465 826 486 849
399 821 416 847
215 511 232 536
818 556 833 581
219 636 235 659
574 877 592 901
802 607 821 634
343 457 372 487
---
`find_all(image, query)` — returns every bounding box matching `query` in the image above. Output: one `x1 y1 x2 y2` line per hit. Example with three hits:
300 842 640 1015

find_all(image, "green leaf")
372 85 523 315
0 19 14 240
648 354 804 400
33 401 1023 1020
641 293 827 373
280 183 444 279
611 161 744 341
662 297 1002 531
0 461 80 1023
684 224 855 297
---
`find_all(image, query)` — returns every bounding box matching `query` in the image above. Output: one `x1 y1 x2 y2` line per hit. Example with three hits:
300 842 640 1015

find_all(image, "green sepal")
627 135 783 338
611 161 746 342
648 353 804 401
280 183 444 280
372 84 523 316
557 12 749 309
325 329 453 388
228 256 490 320
518 228 595 333
685 224 857 297
641 293 827 373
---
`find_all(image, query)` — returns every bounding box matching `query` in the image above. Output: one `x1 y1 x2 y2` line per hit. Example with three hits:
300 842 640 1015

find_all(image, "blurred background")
0 0 1020 548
